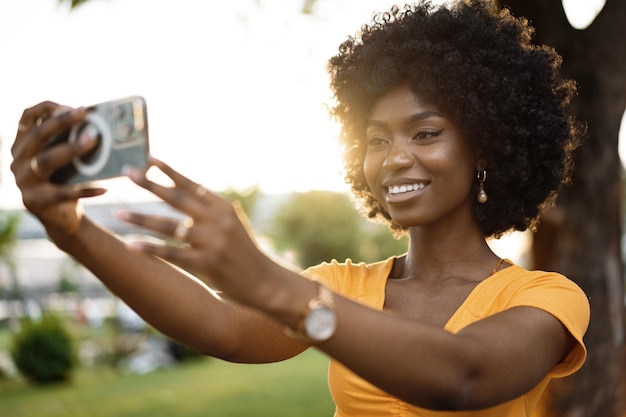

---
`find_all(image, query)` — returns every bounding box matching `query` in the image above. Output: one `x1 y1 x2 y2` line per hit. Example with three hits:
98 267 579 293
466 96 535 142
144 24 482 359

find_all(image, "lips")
382 180 429 204
387 183 425 195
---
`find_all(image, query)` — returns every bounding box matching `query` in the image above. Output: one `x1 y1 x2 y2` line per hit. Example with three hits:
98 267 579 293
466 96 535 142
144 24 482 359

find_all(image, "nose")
382 143 414 171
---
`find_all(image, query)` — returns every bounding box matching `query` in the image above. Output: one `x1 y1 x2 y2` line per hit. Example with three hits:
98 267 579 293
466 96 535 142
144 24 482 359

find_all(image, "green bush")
10 314 77 384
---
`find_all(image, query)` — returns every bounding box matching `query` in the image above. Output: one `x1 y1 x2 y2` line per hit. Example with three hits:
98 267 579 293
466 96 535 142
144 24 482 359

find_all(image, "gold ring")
30 157 47 180
17 123 29 134
35 113 49 127
173 218 194 244
195 184 208 198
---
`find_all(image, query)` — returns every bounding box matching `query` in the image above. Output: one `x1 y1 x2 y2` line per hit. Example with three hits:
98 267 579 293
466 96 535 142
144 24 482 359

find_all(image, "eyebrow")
366 111 444 128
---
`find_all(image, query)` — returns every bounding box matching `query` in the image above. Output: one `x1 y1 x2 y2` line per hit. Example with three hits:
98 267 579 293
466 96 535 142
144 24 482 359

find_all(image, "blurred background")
0 0 624 416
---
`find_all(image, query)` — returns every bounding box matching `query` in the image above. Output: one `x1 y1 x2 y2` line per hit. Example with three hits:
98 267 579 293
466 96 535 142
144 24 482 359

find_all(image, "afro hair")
327 0 582 238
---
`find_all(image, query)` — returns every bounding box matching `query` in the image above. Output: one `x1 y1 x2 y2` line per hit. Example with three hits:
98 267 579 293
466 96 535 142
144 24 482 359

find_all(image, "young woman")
11 1 588 415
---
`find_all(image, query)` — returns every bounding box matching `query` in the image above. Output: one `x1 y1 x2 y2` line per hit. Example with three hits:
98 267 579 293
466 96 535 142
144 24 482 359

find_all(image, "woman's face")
363 83 481 230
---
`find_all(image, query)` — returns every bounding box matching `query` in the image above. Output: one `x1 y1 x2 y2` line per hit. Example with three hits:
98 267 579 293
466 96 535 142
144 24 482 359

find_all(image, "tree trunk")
499 0 626 415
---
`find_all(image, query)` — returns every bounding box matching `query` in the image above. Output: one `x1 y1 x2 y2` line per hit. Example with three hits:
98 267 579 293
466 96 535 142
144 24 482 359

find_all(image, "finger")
151 157 221 203
12 106 86 159
21 184 107 212
34 128 99 180
117 210 185 239
150 157 200 191
12 127 98 185
126 240 206 273
125 167 210 219
18 101 60 130
28 107 87 155
13 101 60 154
29 156 47 181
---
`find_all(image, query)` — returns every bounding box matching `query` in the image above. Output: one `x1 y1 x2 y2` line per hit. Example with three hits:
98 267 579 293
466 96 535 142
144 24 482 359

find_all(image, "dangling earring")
477 170 488 203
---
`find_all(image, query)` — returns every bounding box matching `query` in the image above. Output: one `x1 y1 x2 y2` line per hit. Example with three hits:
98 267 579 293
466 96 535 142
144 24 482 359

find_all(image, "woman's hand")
10 102 107 238
119 157 277 308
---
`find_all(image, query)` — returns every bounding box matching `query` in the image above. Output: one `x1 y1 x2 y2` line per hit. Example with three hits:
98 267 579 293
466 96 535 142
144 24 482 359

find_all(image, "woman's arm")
123 160 578 410
10 101 307 364
61 217 309 363
316 297 575 410
13 101 577 410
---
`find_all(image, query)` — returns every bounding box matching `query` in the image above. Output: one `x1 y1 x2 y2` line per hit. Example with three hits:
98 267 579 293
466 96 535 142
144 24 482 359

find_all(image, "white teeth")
388 183 424 195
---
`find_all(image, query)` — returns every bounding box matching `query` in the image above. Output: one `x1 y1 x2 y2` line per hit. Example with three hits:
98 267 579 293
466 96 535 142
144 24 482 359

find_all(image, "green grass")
0 349 335 417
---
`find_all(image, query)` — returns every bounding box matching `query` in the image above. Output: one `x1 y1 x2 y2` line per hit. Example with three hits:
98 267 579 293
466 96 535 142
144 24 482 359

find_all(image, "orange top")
303 257 589 417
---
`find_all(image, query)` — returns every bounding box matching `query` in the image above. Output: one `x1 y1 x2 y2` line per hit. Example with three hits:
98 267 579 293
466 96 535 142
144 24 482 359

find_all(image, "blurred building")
0 201 182 321
0 196 289 322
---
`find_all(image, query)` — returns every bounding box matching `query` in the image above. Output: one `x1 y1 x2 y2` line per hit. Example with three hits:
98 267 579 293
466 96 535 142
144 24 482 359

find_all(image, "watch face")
305 305 337 341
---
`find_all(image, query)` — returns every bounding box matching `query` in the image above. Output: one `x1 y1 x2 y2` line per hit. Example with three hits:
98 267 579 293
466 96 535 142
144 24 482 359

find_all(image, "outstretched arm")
63 216 308 363
10 102 308 364
12 101 583 410
123 158 582 410
318 297 576 409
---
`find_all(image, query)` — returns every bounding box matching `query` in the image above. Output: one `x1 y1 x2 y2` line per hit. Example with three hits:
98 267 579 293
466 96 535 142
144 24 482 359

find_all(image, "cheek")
362 153 377 188
449 153 478 193
362 153 387 202
427 147 476 189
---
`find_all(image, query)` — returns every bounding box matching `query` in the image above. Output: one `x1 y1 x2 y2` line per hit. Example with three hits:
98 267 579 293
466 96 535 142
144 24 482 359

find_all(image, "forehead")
368 83 442 125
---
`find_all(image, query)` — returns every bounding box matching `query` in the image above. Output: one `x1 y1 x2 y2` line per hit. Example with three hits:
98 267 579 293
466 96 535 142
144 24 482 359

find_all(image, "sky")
0 0 619 209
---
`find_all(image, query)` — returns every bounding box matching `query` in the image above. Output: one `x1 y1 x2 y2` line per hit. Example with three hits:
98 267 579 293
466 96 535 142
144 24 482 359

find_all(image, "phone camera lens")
112 105 127 120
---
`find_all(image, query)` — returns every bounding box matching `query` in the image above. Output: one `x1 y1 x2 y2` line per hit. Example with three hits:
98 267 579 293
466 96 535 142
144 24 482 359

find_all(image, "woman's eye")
412 129 444 141
367 137 387 147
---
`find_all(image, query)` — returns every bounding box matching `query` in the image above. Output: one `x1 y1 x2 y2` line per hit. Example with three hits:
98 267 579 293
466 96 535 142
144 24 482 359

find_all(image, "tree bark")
499 0 626 415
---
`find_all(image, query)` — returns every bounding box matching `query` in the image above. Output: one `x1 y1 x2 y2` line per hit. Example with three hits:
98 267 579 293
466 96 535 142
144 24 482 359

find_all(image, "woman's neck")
393 222 500 283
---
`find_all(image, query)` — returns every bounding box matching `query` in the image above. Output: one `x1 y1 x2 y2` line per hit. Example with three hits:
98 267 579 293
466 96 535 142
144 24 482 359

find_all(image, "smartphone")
48 96 150 185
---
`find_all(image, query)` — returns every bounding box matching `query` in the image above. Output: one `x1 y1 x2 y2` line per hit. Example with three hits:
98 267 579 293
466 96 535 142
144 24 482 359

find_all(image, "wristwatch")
286 282 337 343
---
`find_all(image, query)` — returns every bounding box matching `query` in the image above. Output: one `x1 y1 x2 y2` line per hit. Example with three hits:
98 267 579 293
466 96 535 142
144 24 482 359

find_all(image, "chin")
389 217 422 229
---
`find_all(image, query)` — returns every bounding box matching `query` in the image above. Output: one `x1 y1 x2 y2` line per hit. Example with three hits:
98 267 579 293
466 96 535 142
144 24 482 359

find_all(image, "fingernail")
71 106 86 117
52 107 72 117
116 210 130 221
78 132 95 146
126 241 145 251
122 165 141 180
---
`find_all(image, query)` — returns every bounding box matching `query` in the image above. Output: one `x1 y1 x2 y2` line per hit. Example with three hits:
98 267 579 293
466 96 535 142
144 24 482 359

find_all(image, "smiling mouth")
387 183 425 195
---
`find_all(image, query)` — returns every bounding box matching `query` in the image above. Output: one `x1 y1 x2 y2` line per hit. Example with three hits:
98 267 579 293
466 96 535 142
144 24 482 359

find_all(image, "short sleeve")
298 258 393 308
509 273 590 377
300 261 340 289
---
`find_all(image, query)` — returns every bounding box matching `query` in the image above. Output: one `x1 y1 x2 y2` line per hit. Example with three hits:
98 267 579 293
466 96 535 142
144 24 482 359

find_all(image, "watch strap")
284 281 335 343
